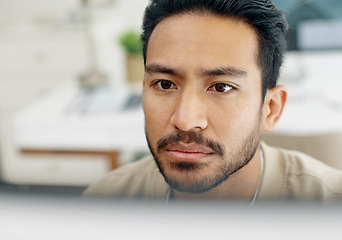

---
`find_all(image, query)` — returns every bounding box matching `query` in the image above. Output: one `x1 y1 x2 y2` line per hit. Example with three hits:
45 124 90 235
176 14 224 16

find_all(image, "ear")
262 85 287 131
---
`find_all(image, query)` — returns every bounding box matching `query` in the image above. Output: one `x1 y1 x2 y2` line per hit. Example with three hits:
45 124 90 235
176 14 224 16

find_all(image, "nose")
170 88 208 132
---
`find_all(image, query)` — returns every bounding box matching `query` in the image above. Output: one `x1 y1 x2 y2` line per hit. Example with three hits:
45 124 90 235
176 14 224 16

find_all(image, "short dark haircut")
141 0 288 98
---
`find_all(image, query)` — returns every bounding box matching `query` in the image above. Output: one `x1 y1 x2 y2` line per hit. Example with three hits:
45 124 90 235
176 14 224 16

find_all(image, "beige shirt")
83 142 342 202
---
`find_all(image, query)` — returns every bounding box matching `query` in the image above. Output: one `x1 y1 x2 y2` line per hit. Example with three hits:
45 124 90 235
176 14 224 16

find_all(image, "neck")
172 147 262 201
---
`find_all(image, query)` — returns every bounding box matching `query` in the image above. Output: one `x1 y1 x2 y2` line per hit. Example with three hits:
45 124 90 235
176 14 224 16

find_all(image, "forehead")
146 13 261 75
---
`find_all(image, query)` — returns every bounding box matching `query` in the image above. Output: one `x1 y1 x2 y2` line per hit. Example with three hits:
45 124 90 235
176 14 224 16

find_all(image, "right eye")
153 80 176 90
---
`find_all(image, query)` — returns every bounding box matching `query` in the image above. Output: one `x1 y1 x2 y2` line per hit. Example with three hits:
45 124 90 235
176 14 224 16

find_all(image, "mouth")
164 142 215 162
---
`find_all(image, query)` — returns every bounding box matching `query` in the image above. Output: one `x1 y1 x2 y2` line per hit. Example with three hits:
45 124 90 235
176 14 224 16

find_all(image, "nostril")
170 109 208 132
169 90 208 131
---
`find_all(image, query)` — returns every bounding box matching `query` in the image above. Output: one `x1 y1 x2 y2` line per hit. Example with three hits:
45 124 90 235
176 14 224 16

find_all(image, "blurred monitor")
273 0 342 51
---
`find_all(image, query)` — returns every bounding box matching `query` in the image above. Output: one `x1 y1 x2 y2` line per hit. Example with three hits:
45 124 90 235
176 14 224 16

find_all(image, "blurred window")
273 0 342 50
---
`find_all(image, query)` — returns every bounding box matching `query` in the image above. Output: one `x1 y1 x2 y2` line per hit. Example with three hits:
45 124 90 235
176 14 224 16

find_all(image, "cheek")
143 94 172 139
209 101 261 140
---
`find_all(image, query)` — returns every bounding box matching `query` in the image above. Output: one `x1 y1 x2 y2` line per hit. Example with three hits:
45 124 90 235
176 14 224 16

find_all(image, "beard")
146 123 262 194
146 127 261 194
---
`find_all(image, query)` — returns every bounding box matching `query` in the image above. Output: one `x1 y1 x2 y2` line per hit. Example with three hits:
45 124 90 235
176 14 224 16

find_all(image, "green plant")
118 30 143 54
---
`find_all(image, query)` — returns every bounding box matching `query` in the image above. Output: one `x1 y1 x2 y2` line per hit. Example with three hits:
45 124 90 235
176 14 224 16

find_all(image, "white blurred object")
0 0 150 187
82 0 114 8
264 51 342 170
78 0 116 89
298 20 342 50
277 51 342 134
13 83 146 152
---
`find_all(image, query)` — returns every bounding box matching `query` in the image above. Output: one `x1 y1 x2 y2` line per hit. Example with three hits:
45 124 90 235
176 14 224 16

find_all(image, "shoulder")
82 155 169 199
283 148 342 199
262 142 342 200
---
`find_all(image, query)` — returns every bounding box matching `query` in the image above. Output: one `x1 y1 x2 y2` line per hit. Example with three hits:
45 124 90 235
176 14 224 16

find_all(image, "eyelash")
151 80 177 91
151 80 236 94
208 82 235 94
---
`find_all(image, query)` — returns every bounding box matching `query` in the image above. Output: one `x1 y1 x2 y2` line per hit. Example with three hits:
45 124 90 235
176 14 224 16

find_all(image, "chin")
158 158 230 194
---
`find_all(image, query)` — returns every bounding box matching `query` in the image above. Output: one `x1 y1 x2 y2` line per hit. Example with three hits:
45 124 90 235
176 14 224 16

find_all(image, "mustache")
157 130 224 156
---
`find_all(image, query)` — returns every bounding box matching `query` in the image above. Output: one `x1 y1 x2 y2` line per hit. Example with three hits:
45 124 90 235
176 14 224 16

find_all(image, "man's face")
143 13 265 194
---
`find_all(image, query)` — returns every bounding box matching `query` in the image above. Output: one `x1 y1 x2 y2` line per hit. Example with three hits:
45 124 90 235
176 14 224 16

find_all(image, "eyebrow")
145 63 247 79
145 64 183 77
200 67 247 78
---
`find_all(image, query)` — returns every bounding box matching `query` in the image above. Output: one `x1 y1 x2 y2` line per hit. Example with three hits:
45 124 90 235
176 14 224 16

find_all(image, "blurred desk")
13 82 147 169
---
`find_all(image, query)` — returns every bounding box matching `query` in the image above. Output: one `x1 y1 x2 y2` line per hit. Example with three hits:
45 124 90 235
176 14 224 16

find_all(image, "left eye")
158 80 173 89
209 83 233 93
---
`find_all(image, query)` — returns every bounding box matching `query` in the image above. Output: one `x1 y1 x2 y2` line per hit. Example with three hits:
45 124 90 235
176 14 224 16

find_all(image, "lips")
164 142 215 162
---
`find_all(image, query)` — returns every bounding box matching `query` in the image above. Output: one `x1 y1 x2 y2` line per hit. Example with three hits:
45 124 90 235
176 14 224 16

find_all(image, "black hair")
141 0 288 98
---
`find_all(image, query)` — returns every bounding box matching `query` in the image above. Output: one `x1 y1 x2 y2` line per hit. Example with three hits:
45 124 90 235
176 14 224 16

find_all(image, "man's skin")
143 13 287 200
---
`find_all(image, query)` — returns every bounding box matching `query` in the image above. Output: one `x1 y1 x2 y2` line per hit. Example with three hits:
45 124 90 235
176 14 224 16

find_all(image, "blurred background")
0 0 342 197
